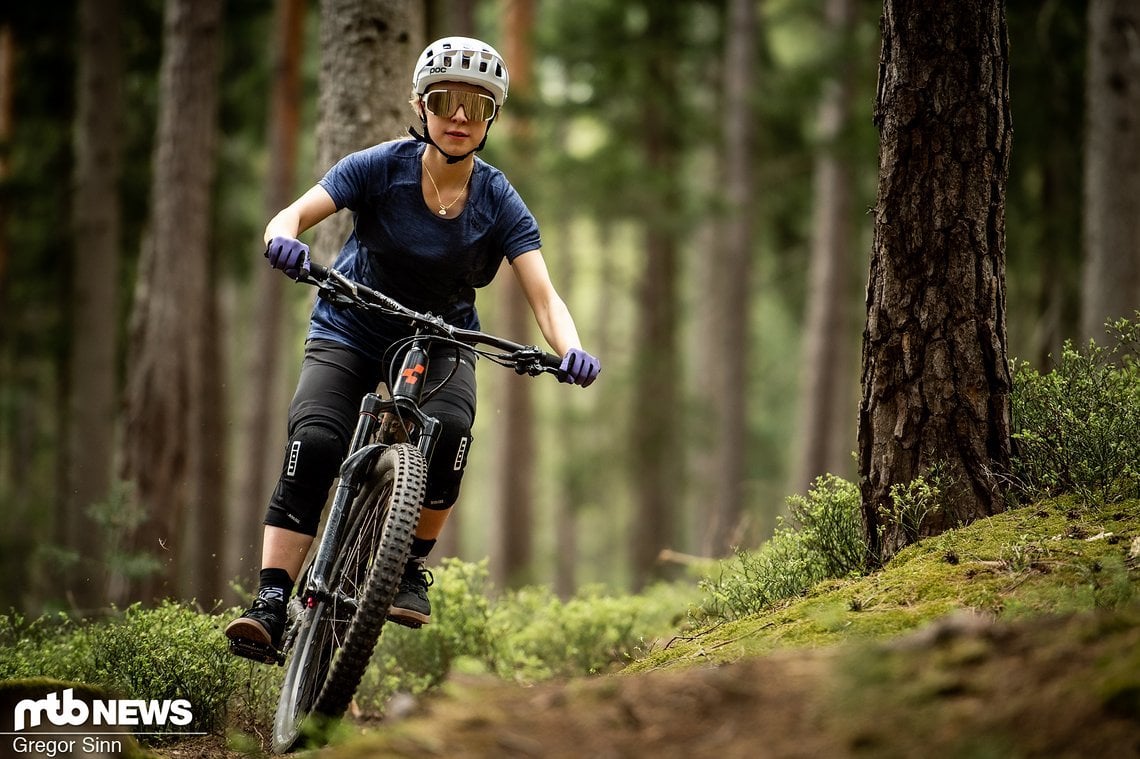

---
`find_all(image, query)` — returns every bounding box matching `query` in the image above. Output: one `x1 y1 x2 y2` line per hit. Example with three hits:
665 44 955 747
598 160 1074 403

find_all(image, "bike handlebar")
300 262 564 376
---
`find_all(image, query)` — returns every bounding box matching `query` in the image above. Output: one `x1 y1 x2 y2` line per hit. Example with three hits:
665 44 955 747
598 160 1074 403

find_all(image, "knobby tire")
272 443 427 753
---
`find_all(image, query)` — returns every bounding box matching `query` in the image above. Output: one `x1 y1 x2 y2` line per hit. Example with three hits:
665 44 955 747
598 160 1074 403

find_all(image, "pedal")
228 637 286 666
387 614 423 630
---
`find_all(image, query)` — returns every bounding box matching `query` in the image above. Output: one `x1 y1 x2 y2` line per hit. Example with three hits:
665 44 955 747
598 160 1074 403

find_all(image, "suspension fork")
303 335 441 601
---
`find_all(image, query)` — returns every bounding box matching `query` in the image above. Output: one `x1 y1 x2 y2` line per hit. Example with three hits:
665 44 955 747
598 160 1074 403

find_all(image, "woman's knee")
424 412 474 510
263 422 346 536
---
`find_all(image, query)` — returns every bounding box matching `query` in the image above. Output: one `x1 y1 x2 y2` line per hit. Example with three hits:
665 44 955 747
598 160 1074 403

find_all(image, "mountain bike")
241 262 563 753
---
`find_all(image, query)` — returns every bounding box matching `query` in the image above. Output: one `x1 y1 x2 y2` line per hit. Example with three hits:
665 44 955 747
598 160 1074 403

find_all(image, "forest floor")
153 498 1140 759
157 607 1140 758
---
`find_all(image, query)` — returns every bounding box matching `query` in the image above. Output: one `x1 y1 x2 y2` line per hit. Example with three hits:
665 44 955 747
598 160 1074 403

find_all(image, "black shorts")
263 338 477 534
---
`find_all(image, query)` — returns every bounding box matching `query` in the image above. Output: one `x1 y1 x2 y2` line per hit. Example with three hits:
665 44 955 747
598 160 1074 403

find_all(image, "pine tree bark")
121 0 223 602
859 0 1012 565
66 0 124 610
313 0 423 264
1080 0 1140 341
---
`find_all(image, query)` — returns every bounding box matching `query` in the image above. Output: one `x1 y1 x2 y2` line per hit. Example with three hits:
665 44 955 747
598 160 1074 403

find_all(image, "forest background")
0 0 1133 615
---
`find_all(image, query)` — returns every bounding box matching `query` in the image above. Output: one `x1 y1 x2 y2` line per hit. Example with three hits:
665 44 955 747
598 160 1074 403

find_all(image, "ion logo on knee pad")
452 436 469 471
287 440 302 477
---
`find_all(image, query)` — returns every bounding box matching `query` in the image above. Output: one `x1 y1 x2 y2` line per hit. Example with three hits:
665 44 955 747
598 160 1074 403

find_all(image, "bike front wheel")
272 443 427 753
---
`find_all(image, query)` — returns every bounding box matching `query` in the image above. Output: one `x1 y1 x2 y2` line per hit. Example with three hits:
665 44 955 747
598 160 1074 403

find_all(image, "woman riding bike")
226 36 600 656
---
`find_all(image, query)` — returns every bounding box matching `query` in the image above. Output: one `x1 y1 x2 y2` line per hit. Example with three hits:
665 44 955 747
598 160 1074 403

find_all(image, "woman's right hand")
265 236 310 280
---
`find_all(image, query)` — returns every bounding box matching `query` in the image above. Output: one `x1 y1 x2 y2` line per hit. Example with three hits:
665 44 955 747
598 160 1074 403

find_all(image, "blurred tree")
493 0 538 588
229 0 308 594
859 0 1013 565
311 0 424 263
1004 0 1086 367
630 4 687 588
793 0 858 496
699 0 758 557
65 0 124 610
1080 0 1140 341
121 0 224 602
427 0 475 40
0 23 11 294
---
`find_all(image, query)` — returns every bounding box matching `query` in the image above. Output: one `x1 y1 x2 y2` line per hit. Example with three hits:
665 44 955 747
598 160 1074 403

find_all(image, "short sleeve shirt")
309 139 541 358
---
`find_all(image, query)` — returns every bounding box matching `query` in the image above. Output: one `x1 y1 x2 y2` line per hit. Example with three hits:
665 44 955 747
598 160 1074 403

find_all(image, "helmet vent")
412 36 509 105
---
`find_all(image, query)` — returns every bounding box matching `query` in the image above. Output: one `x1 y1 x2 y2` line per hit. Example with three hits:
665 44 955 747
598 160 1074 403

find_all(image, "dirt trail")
153 606 1140 758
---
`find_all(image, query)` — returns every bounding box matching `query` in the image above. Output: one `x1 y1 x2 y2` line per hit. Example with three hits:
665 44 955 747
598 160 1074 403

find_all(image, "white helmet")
412 37 509 106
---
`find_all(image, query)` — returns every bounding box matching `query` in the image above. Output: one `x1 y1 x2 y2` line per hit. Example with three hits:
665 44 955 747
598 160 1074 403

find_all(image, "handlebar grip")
542 352 563 371
306 261 330 281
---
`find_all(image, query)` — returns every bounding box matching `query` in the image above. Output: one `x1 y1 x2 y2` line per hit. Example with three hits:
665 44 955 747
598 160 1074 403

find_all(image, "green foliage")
879 469 946 550
698 474 865 620
354 559 695 713
0 602 245 739
1010 316 1140 506
87 481 163 585
0 612 97 684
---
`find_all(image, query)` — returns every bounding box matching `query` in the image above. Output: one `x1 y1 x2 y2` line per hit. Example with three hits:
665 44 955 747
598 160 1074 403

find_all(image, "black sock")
257 567 294 603
410 537 436 560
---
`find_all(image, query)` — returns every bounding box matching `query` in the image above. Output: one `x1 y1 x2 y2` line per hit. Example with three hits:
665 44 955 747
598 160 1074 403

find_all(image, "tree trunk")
794 0 858 495
493 0 538 588
313 0 423 264
229 0 308 595
65 0 124 611
0 24 11 296
1080 0 1140 342
121 0 223 603
701 0 757 556
859 0 1013 565
630 7 684 589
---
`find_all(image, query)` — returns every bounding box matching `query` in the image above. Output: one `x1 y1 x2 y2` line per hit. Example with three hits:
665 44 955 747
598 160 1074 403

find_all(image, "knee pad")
424 412 474 510
264 423 346 535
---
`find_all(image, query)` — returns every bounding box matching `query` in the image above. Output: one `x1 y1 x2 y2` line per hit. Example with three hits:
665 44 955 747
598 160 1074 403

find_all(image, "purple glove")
265 236 310 280
559 348 600 387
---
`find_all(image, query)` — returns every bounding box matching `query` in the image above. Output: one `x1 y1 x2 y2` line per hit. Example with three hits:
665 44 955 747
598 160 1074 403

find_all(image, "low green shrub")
488 581 687 681
355 558 496 712
699 474 865 620
0 602 246 740
355 559 696 712
89 602 242 735
1010 315 1140 506
0 612 96 683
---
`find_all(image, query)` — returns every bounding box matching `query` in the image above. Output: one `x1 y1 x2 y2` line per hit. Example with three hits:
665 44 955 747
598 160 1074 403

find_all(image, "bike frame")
299 330 441 607
286 260 559 613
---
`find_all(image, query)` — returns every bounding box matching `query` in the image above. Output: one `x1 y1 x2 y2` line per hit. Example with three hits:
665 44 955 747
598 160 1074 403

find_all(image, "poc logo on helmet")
13 688 194 731
429 66 448 74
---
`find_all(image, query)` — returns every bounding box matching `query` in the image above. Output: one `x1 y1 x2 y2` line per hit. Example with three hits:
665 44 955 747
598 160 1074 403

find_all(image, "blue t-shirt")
310 139 541 357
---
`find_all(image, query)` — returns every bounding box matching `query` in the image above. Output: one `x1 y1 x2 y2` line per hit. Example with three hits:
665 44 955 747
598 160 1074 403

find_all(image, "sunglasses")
423 89 497 122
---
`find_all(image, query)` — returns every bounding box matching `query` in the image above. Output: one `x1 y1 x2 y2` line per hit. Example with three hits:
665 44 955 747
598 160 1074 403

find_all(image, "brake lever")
316 282 358 309
512 348 555 377
313 268 367 310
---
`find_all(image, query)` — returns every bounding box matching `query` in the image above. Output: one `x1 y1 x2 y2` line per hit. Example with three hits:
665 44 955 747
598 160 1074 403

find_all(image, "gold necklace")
422 157 474 216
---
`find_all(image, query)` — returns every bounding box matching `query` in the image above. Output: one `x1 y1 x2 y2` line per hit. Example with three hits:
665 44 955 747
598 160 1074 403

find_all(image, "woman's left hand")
559 348 600 387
